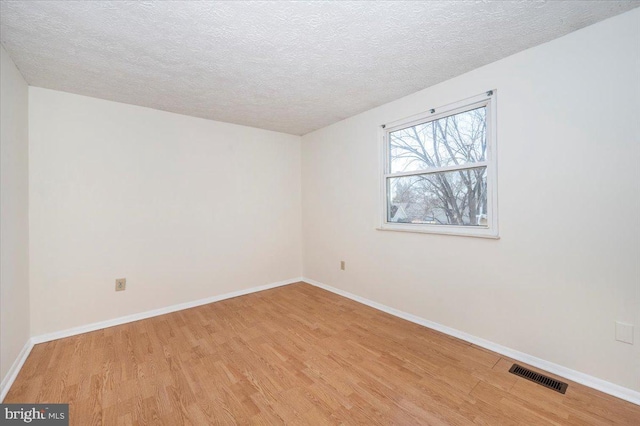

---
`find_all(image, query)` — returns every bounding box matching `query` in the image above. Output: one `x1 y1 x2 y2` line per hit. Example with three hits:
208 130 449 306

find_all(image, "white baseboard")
303 277 640 406
0 338 34 402
31 277 303 345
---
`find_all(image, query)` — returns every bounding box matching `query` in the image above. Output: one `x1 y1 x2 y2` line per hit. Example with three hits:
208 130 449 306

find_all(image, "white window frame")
378 91 499 239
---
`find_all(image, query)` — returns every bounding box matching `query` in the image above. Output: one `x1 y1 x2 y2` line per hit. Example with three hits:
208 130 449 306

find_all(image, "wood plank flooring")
5 282 639 425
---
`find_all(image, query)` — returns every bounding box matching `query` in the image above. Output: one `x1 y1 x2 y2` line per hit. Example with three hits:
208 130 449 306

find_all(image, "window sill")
376 225 500 239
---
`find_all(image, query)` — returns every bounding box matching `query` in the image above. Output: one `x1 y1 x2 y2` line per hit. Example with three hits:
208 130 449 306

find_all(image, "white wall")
0 46 30 382
302 9 640 392
29 88 302 335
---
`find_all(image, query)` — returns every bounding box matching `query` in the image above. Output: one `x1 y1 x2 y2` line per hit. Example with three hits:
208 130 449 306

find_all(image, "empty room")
1 1 639 424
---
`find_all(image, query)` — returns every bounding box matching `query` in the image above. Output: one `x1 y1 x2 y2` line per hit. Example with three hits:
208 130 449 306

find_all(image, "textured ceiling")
1 1 638 135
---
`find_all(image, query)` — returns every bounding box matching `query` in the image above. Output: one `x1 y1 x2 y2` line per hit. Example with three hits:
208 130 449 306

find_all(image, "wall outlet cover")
615 322 633 345
115 278 126 292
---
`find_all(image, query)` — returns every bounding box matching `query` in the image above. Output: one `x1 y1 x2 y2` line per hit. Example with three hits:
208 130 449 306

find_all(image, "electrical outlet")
115 278 126 292
340 261 346 271
615 322 633 344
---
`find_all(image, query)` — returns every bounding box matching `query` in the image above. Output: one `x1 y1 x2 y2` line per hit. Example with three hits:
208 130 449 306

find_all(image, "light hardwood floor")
5 283 639 425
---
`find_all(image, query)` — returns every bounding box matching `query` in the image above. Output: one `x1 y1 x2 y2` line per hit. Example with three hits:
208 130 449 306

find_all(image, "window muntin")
381 92 497 237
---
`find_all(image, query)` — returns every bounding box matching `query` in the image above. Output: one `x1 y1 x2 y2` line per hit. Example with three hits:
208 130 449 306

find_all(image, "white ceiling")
1 1 638 135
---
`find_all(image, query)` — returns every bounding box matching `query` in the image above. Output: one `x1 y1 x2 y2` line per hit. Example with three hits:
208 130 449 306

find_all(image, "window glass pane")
389 107 486 173
387 167 487 226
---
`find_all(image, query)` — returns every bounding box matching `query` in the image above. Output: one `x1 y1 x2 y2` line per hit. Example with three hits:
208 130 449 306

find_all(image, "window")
379 91 498 238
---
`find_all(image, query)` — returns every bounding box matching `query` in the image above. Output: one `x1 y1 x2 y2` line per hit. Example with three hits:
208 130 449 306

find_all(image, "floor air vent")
509 364 568 394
